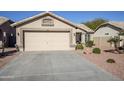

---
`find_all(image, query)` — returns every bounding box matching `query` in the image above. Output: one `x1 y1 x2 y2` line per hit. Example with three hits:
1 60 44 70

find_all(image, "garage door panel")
24 32 71 51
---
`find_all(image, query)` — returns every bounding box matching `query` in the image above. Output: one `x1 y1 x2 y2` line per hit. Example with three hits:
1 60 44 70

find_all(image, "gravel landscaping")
76 48 124 80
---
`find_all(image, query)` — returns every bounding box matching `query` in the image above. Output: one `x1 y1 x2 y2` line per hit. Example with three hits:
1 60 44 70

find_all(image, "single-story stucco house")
11 12 94 51
0 17 16 48
94 21 124 48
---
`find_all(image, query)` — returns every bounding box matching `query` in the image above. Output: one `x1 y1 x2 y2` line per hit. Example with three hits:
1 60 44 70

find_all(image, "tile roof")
11 11 94 33
76 24 94 33
96 21 124 31
107 21 124 30
0 16 9 25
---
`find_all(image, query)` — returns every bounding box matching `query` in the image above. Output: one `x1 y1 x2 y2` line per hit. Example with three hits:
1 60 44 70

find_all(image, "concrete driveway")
0 51 120 81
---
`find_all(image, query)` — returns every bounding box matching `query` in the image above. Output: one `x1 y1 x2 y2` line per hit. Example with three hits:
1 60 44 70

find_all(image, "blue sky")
0 11 124 23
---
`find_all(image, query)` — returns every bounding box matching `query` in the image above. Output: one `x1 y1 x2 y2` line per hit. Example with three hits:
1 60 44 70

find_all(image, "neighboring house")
0 17 16 47
94 21 124 48
11 12 94 51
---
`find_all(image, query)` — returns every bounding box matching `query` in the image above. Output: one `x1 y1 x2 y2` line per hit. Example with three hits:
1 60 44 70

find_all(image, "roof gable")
11 12 93 33
95 21 124 32
0 16 9 25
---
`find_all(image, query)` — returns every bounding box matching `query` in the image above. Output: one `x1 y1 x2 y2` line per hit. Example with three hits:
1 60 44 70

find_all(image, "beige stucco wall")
93 26 123 48
90 34 94 41
94 26 119 37
16 15 86 51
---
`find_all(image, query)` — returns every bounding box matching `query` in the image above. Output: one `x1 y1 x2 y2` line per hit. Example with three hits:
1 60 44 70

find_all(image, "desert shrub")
75 44 84 50
106 58 115 63
92 48 101 54
85 40 94 47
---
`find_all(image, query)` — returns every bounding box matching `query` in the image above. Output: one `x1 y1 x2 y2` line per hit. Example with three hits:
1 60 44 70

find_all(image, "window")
76 33 82 44
42 18 54 26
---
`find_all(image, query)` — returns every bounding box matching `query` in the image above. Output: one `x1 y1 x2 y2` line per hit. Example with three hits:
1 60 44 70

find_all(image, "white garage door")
24 31 71 51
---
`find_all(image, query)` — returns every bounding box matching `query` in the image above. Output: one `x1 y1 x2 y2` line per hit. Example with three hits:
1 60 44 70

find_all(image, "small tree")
107 36 122 53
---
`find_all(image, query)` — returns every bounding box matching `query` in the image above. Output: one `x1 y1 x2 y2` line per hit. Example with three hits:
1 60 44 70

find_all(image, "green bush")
106 59 115 63
92 48 101 54
75 44 84 50
85 40 94 47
